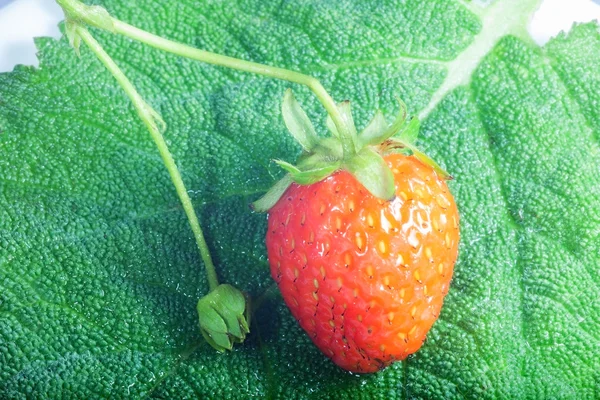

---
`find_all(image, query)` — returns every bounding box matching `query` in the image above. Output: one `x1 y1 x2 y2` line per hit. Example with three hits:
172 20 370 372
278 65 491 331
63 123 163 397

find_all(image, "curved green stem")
56 0 353 156
75 26 219 292
111 20 354 156
58 0 356 292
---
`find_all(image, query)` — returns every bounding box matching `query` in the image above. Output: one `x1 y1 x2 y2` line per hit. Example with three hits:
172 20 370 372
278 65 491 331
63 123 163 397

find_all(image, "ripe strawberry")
265 154 459 373
252 90 459 373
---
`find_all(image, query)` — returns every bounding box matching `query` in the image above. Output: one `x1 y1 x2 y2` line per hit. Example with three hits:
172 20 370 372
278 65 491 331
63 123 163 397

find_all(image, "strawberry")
265 154 458 373
253 90 459 373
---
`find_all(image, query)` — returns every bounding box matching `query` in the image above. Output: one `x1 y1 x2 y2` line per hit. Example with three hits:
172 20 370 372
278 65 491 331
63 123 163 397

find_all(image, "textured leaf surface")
1 0 599 398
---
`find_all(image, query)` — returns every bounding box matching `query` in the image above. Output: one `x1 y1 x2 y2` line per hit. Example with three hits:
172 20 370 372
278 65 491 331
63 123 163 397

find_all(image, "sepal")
345 148 395 201
282 89 319 152
197 284 250 352
274 159 341 185
383 138 452 180
395 116 420 145
358 99 408 147
408 144 453 180
251 175 294 212
357 110 387 146
253 90 452 212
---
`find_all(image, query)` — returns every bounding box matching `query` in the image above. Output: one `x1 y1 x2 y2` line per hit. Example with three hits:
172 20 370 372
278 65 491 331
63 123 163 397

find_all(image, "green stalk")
75 26 220 292
112 20 355 157
56 0 355 157
57 0 357 293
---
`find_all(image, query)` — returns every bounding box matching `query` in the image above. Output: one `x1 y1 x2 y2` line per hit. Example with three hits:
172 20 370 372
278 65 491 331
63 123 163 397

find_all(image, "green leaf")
2 0 600 398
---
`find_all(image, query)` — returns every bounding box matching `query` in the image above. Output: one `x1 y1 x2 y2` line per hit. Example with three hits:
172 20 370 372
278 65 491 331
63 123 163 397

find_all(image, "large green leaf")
1 0 599 398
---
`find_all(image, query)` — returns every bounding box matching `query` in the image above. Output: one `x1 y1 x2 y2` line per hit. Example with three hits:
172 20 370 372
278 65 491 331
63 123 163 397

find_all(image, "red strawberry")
265 154 459 373
252 90 459 373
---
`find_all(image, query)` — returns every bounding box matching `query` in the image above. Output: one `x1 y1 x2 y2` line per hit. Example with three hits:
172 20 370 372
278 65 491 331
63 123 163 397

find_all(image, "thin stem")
76 26 220 292
110 20 354 156
56 0 353 155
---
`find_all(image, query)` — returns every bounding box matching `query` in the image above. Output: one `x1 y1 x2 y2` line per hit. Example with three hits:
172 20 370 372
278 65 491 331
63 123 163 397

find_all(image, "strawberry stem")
72 25 220 293
56 0 353 154
111 20 355 155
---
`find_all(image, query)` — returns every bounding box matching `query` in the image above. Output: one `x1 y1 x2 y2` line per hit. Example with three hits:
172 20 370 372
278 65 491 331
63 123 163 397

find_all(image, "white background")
0 0 599 72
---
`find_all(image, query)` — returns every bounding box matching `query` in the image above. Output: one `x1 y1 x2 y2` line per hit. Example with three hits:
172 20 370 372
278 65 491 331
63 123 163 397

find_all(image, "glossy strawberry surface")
266 154 459 373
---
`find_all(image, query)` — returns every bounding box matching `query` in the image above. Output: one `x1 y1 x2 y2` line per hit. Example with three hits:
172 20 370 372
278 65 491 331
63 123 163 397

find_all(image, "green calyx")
252 89 451 212
197 284 251 352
